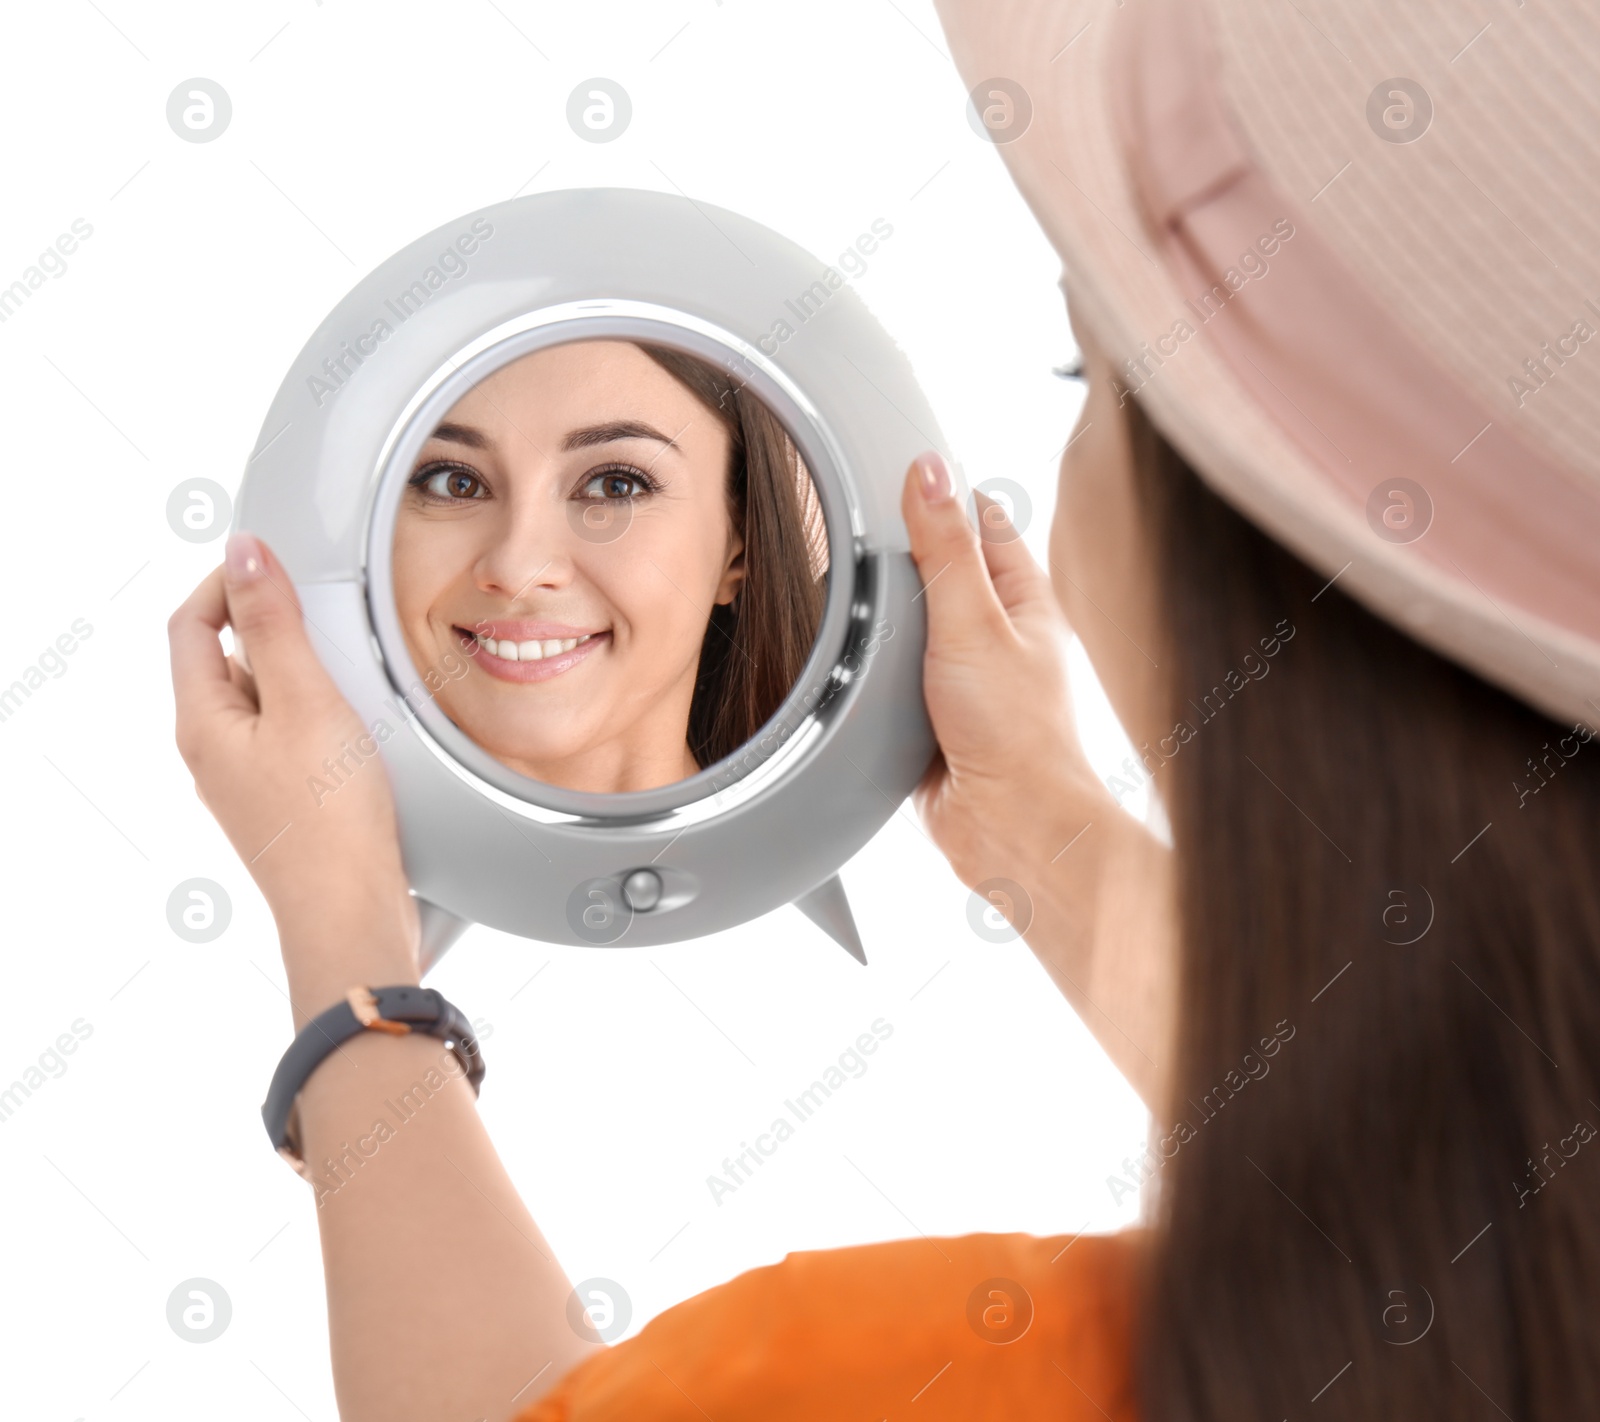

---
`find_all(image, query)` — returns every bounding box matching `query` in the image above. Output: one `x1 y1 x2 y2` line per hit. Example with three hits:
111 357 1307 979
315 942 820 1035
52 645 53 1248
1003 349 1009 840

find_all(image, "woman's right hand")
899 452 1115 892
168 533 421 1024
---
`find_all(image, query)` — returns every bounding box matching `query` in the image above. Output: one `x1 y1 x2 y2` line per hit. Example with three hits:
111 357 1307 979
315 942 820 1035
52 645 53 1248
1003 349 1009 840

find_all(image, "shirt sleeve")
516 1229 1141 1422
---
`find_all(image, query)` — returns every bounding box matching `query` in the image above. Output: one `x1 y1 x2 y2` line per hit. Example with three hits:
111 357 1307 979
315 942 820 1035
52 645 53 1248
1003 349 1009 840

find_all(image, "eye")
576 464 659 501
409 463 489 503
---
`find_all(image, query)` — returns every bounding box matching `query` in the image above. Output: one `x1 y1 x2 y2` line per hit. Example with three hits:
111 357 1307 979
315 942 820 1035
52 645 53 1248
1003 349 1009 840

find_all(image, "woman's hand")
172 534 597 1422
899 453 1114 889
900 454 1172 1104
168 533 420 1025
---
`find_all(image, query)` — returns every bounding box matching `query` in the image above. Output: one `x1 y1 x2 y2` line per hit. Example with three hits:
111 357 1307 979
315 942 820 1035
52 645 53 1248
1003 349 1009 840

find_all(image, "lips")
455 624 609 684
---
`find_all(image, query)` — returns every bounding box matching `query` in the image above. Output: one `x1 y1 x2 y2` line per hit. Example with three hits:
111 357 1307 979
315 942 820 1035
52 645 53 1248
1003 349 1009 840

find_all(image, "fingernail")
225 532 264 583
916 451 952 504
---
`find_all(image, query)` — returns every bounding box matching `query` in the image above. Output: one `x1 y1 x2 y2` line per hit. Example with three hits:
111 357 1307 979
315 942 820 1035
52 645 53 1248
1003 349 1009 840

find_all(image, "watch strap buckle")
347 985 413 1034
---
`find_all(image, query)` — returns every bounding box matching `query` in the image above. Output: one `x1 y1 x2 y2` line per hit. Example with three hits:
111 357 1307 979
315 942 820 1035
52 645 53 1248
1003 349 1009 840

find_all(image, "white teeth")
473 631 590 662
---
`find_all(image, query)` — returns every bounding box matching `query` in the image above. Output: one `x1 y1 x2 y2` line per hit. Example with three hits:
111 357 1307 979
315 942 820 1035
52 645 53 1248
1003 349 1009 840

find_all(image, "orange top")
518 1229 1143 1421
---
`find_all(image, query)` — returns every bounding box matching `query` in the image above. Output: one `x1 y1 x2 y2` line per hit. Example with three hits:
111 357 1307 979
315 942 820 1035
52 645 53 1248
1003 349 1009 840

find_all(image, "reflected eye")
577 465 660 502
410 464 488 502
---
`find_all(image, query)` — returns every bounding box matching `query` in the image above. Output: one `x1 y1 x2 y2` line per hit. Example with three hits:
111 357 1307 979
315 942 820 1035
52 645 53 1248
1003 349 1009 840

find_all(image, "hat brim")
934 0 1600 728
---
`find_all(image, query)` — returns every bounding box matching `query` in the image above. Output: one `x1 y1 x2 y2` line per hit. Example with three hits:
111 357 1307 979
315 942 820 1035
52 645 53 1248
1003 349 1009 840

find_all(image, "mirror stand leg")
415 896 473 977
792 875 867 965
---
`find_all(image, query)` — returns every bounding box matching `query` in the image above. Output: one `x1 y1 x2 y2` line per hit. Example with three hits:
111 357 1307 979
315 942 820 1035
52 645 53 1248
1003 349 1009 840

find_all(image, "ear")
714 528 747 606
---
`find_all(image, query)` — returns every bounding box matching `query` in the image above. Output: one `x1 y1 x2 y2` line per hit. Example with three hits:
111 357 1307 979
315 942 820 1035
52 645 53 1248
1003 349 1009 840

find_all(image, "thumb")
222 533 331 712
900 452 1010 655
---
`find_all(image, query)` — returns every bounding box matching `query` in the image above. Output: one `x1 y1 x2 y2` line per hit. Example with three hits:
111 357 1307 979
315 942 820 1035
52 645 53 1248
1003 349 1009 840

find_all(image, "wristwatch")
261 984 485 1178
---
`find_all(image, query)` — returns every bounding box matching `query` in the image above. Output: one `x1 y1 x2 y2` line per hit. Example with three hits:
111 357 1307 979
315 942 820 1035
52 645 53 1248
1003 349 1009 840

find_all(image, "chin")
475 725 587 773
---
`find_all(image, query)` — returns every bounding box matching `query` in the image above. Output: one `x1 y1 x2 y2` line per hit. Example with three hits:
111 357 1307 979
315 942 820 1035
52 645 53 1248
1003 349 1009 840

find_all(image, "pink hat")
934 0 1600 725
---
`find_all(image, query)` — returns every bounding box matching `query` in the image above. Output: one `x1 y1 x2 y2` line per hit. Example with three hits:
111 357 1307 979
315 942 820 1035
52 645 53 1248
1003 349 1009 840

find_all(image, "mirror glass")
390 338 830 794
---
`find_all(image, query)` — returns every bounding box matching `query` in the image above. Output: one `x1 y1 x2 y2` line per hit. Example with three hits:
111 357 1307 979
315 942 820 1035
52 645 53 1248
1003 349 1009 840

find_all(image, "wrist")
283 959 422 1033
986 762 1128 966
989 757 1115 889
273 887 421 1030
266 985 486 1185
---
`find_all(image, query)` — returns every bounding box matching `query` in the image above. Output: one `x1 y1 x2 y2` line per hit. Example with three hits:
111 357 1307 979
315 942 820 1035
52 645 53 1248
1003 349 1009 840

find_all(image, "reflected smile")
471 629 596 662
455 625 610 684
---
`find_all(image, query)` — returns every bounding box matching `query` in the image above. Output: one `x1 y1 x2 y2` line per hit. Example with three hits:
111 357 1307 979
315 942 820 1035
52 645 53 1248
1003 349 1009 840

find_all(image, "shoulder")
519 1229 1144 1422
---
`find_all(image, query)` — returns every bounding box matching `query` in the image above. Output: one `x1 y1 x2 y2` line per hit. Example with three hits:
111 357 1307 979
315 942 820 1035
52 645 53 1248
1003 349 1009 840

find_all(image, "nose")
472 497 578 604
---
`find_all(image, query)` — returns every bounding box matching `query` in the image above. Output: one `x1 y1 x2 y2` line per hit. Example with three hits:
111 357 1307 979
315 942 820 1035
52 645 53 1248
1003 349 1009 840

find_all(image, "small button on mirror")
621 868 663 913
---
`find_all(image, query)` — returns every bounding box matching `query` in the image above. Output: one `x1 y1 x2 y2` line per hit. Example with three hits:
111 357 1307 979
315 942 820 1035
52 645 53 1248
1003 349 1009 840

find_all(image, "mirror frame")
234 187 945 953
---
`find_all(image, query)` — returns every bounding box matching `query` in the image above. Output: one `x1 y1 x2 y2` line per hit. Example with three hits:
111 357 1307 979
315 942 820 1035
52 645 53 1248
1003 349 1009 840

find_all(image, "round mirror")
234 188 946 965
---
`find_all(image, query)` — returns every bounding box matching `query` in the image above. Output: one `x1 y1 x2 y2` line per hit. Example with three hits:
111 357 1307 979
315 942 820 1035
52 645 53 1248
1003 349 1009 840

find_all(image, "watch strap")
261 985 484 1177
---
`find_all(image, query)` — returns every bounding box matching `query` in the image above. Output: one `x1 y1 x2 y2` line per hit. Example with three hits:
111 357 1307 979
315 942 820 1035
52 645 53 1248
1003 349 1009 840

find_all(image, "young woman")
166 0 1600 1416
393 339 827 792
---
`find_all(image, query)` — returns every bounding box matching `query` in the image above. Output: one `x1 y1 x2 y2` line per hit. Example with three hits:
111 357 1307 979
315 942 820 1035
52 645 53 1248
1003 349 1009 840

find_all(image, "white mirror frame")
234 188 948 964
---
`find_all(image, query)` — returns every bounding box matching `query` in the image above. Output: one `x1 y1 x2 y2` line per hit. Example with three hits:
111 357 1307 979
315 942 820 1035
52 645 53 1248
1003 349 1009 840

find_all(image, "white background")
0 2 1151 1417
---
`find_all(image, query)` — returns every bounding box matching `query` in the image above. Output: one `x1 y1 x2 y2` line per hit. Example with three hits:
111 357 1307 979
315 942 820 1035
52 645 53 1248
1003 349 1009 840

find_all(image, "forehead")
441 339 712 433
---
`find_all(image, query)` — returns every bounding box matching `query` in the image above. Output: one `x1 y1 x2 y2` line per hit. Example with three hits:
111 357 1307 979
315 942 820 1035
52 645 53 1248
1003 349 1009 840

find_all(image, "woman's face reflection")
392 340 746 794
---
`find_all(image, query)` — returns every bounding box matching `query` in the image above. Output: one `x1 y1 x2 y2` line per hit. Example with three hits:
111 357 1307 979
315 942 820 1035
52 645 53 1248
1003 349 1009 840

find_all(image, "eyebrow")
428 421 492 450
425 419 680 453
563 419 680 452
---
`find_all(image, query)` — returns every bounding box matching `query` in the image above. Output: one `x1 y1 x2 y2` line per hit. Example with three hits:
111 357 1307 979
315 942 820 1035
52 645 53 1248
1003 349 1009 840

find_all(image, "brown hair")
1126 395 1600 1419
636 343 828 771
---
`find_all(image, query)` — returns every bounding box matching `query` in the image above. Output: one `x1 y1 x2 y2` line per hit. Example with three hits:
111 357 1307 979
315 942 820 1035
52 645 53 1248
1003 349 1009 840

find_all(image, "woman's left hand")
168 532 420 1024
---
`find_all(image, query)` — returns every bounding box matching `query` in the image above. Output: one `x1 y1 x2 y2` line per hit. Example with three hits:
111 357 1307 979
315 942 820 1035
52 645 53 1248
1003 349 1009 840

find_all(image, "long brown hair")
636 343 827 771
1127 395 1600 1419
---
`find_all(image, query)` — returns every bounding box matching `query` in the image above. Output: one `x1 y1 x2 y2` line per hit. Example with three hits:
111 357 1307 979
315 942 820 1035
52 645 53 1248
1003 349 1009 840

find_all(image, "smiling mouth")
454 625 610 684
462 628 600 663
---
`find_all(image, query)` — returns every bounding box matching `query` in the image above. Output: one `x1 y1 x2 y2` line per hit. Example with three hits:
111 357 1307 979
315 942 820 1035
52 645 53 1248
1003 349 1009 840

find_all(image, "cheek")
1049 378 1140 629
589 539 714 665
391 529 428 620
627 503 734 594
393 520 476 616
607 553 696 637
1049 446 1096 625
